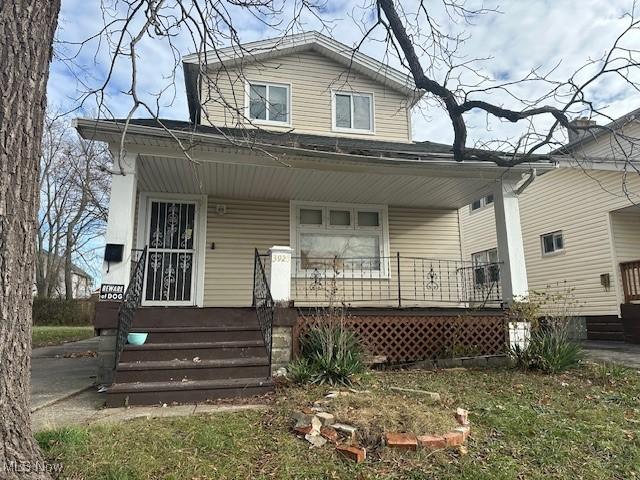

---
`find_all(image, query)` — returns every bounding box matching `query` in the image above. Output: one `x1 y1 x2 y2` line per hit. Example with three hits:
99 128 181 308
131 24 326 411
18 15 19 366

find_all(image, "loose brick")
454 425 471 441
336 444 366 463
316 412 335 426
417 435 447 449
321 426 339 443
385 432 418 450
455 408 470 426
293 425 313 436
443 431 464 447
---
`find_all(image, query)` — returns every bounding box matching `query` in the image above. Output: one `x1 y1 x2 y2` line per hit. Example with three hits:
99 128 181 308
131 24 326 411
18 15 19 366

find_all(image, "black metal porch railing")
114 246 148 369
253 249 275 370
290 253 502 307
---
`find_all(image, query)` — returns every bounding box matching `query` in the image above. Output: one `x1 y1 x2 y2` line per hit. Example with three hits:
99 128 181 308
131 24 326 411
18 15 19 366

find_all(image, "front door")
144 200 197 305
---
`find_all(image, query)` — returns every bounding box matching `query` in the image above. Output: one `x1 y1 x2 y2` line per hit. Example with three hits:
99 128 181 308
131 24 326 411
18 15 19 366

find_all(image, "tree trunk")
0 1 61 478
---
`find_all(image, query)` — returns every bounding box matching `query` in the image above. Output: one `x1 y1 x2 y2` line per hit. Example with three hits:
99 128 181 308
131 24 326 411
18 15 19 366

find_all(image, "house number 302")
272 254 289 262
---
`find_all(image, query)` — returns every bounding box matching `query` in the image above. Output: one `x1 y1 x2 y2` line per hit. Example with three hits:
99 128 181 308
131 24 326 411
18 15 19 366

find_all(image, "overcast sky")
49 0 640 146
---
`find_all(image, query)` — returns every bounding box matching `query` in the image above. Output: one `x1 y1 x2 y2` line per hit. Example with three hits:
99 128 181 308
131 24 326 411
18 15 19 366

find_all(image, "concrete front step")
114 357 270 383
130 325 263 343
119 340 267 362
106 377 274 407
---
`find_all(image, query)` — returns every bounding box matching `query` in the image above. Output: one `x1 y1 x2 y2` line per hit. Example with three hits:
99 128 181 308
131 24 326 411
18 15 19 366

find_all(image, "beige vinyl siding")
204 199 290 307
459 167 640 316
201 51 411 142
611 209 640 305
203 201 462 306
459 203 496 260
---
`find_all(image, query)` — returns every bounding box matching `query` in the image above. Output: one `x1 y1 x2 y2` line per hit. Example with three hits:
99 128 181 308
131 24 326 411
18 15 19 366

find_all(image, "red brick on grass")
321 426 339 443
455 425 471 441
417 435 447 449
385 432 418 450
293 425 313 436
442 431 464 447
336 445 366 463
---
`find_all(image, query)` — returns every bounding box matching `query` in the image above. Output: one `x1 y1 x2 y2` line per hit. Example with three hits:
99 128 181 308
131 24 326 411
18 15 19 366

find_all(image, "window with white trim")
470 194 494 212
293 202 388 276
247 81 289 124
333 91 374 132
541 231 564 255
471 248 500 285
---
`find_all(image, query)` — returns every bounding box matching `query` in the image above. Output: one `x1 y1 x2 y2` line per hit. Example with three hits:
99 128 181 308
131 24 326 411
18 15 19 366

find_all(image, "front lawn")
37 366 640 479
32 326 95 348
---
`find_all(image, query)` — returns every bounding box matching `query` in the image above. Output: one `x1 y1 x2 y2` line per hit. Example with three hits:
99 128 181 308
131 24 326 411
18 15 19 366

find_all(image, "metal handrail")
289 253 502 306
114 246 148 369
253 249 274 371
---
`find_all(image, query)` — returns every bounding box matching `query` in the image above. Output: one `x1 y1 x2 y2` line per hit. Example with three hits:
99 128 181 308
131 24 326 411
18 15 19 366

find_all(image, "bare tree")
36 113 109 300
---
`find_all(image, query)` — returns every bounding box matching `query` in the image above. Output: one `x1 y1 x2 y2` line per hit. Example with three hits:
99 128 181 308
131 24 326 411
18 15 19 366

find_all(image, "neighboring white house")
75 31 556 405
460 109 640 341
34 251 94 299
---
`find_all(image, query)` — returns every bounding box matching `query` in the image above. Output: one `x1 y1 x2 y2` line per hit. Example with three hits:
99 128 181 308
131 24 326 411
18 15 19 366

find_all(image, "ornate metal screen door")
144 201 196 303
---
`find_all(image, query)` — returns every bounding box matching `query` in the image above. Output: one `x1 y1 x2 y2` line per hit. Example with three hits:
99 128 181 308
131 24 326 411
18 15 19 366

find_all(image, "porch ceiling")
139 153 508 208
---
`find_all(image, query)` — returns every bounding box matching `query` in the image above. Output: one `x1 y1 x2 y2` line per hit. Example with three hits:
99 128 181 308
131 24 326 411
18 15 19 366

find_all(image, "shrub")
509 283 583 373
287 358 314 384
526 328 583 373
32 297 94 326
289 307 365 387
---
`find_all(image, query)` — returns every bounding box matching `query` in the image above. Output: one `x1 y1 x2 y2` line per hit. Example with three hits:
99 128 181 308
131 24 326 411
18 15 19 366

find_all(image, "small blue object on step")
127 332 148 345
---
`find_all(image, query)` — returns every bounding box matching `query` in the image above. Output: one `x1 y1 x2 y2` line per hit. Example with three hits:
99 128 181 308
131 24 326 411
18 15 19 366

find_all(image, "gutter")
74 118 556 175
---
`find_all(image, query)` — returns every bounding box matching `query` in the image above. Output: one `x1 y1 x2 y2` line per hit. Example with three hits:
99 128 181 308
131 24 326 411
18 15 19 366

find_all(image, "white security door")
144 200 197 304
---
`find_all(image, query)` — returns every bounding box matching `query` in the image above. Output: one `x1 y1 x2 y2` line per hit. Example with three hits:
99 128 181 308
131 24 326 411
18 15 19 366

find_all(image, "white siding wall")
201 51 411 142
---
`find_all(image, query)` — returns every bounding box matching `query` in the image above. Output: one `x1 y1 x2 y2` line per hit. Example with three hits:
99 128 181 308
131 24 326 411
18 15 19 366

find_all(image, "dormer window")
246 81 290 125
332 91 374 133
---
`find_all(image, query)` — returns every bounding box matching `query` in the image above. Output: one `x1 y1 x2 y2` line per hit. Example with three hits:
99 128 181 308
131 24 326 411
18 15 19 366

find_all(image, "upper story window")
246 81 290 125
292 201 389 278
332 91 374 133
541 231 564 256
470 193 494 213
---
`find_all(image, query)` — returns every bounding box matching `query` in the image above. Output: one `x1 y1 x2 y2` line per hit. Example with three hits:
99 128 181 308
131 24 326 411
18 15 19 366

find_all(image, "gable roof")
39 251 92 280
182 31 422 123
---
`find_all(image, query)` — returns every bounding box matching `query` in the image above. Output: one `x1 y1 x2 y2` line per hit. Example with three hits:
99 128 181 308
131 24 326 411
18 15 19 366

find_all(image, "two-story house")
76 31 555 406
460 108 640 344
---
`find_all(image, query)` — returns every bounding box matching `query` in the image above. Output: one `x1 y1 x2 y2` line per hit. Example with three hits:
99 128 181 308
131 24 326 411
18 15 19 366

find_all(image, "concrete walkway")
582 341 640 369
31 337 99 411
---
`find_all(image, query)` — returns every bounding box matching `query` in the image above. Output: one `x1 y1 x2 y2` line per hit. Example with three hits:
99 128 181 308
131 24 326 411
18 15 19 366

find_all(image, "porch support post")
493 179 528 305
269 246 293 303
102 152 138 289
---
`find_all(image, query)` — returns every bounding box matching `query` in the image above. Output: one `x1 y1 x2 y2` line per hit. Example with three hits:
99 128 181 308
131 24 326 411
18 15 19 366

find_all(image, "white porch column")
269 246 293 302
493 179 528 305
101 152 138 289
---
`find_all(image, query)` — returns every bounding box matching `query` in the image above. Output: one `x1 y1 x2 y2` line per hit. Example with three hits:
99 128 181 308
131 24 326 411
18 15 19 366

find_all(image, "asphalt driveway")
582 340 640 369
31 337 99 412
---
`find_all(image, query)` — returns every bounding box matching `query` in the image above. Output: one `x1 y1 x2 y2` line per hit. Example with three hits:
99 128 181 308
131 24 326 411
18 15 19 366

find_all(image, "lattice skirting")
293 313 508 363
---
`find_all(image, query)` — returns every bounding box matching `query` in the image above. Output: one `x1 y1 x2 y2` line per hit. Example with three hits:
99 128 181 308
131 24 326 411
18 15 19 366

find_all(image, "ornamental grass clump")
510 284 584 374
289 306 365 387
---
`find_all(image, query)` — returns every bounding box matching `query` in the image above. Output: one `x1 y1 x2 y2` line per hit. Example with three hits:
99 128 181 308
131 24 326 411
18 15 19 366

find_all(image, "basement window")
541 231 564 255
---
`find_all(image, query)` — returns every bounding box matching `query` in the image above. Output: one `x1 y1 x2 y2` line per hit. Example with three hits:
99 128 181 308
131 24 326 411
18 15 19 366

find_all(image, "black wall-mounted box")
104 243 124 262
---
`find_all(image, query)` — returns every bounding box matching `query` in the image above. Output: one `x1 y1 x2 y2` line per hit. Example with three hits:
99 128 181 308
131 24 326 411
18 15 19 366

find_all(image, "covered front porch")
78 119 553 405
78 119 547 310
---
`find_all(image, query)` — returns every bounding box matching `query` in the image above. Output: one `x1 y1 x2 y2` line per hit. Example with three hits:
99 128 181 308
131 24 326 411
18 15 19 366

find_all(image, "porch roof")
75 118 557 209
